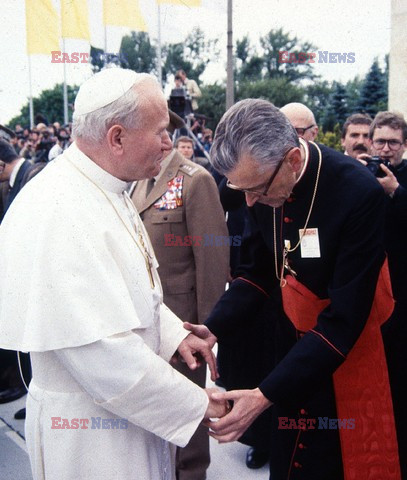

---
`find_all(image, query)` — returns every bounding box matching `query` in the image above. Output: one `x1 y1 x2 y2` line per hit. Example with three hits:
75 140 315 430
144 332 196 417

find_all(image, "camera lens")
366 162 379 175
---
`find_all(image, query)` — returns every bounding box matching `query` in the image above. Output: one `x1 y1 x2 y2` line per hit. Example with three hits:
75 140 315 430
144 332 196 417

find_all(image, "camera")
365 156 393 178
169 87 193 119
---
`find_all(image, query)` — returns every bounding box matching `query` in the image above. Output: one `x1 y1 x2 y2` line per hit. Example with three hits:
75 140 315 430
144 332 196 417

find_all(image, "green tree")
304 80 332 125
198 83 227 130
344 76 364 115
259 28 318 82
357 58 388 116
235 36 263 82
237 77 304 107
162 27 219 83
89 33 157 74
316 124 342 151
89 46 105 73
7 84 79 128
120 32 157 74
321 82 348 131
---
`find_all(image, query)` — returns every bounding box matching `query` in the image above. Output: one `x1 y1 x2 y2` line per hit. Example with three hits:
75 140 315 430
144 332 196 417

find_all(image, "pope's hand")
204 388 272 443
204 387 230 419
177 328 218 381
183 322 217 349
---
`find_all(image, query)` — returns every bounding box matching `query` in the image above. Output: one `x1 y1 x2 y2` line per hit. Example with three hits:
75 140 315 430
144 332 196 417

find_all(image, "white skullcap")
74 68 138 116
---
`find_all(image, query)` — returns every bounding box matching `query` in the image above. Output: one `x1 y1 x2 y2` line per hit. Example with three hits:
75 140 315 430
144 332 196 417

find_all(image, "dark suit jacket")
2 160 47 220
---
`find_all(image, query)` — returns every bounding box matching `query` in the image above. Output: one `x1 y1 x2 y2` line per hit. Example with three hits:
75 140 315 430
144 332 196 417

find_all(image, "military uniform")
132 150 229 480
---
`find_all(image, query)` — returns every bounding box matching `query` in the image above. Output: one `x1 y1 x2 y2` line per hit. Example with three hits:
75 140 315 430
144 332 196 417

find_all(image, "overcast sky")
0 0 391 125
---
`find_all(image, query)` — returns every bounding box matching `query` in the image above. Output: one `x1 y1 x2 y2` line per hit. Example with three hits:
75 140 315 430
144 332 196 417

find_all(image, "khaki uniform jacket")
185 78 202 111
131 151 229 325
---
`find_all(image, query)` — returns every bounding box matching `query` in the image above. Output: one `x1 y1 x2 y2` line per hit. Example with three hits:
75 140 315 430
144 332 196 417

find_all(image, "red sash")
281 261 401 479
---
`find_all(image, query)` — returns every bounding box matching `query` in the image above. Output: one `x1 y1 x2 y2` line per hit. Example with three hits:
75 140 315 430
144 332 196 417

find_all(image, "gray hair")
72 73 157 144
211 99 299 174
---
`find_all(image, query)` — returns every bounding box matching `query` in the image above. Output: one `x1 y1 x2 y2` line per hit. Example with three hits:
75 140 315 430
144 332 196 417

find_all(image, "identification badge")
299 228 321 258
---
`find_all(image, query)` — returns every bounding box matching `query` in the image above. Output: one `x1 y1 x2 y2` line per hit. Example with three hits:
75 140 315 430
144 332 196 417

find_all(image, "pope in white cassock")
0 69 227 479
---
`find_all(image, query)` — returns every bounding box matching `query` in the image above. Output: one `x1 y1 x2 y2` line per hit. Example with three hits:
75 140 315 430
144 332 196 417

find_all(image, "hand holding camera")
357 154 399 196
365 156 393 178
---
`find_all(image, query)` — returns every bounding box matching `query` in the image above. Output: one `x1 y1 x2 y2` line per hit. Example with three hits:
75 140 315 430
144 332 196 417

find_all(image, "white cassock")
0 143 208 480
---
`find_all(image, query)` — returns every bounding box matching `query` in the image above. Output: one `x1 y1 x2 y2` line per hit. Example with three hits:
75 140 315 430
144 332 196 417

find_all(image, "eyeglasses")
295 125 315 136
372 139 403 151
226 148 294 196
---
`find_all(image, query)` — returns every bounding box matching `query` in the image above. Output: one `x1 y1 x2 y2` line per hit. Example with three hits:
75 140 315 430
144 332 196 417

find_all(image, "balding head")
280 103 318 141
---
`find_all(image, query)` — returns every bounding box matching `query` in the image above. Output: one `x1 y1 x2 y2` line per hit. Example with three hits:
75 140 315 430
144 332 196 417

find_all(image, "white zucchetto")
74 68 138 116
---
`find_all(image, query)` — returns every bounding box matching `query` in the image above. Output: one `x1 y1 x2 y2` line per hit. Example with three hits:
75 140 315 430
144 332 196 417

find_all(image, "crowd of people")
0 67 406 480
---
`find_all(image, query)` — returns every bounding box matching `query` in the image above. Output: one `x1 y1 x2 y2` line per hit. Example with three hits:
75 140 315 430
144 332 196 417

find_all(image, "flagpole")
104 24 107 67
157 4 162 86
63 38 69 124
226 0 234 110
28 54 34 129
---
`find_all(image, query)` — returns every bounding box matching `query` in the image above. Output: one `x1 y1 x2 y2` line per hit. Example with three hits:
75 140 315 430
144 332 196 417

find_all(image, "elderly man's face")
227 150 300 208
283 112 318 141
341 124 371 157
120 85 173 180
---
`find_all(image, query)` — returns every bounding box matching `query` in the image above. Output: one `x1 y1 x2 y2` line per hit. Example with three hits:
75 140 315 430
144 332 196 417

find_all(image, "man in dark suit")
359 111 407 478
131 114 229 480
0 139 40 221
0 139 41 410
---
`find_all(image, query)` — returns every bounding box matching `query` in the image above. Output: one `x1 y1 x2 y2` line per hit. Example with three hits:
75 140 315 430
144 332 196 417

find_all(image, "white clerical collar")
295 138 310 184
66 142 131 194
9 158 26 188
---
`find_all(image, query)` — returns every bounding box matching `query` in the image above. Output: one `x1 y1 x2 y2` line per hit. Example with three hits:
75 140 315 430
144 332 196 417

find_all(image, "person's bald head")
280 103 318 141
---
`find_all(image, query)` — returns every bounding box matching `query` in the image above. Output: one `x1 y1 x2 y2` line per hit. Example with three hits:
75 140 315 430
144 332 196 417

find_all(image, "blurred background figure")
280 102 318 141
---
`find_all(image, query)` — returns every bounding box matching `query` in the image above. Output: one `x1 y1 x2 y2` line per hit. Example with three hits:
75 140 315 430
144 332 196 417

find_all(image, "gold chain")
273 141 322 286
67 159 155 288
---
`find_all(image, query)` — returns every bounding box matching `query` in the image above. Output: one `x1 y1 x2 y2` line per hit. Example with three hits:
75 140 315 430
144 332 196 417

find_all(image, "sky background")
0 0 391 125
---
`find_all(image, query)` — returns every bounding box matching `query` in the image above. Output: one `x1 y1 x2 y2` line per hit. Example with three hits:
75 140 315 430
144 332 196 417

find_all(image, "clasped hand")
204 388 272 443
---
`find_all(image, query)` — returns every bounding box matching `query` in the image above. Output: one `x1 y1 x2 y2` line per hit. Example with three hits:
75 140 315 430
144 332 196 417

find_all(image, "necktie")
146 178 155 197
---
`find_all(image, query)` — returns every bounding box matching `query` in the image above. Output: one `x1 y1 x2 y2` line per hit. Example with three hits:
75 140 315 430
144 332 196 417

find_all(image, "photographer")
34 127 55 163
48 127 71 161
176 69 202 112
359 111 407 477
201 128 213 153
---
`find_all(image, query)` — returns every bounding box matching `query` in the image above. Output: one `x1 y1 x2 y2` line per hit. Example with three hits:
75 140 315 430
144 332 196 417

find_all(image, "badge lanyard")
273 142 322 287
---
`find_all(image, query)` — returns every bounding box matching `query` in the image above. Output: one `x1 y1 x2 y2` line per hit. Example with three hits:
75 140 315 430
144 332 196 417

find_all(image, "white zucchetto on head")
74 68 138 116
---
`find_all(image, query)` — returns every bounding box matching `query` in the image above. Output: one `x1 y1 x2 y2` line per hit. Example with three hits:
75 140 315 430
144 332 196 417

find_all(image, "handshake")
176 322 272 443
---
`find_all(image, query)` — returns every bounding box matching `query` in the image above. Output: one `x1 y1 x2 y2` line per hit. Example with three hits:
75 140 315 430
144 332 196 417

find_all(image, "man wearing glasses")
188 99 401 479
367 111 407 478
280 102 318 141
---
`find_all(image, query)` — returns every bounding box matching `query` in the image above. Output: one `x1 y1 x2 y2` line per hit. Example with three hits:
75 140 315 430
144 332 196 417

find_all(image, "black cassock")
206 143 398 480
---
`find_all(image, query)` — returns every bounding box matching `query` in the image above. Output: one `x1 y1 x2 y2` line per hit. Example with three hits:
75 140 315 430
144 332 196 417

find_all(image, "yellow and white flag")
25 0 59 54
103 0 147 31
156 0 201 6
61 0 90 40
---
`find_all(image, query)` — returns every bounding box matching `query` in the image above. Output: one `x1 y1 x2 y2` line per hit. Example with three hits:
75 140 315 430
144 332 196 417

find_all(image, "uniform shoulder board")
179 163 200 176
